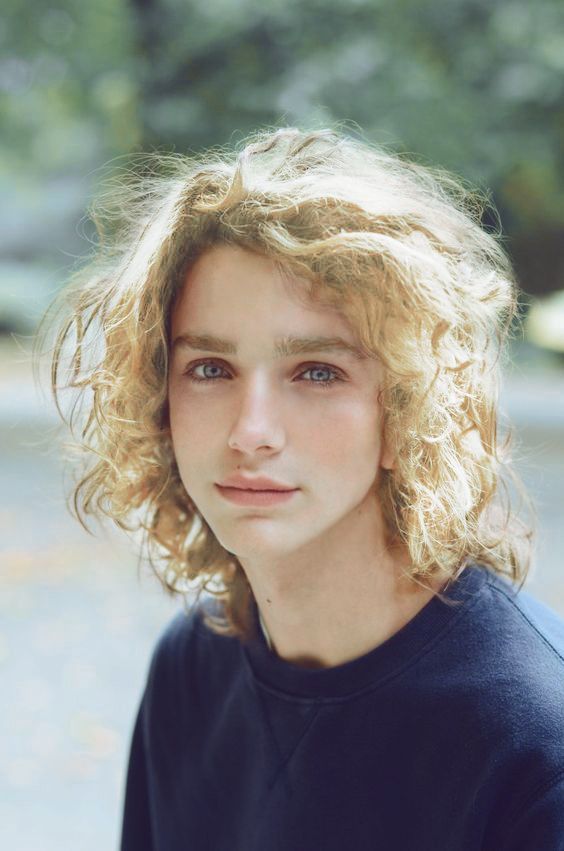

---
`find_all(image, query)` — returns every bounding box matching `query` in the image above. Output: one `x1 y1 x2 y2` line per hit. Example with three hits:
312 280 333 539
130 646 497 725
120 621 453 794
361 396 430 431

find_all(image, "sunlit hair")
37 126 533 640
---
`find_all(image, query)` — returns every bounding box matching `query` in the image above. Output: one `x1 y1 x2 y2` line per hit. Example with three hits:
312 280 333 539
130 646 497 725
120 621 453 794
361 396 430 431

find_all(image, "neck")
240 499 445 669
254 555 440 669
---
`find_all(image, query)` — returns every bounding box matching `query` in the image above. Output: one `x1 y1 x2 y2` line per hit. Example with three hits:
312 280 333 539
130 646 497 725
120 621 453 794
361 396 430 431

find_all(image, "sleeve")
119 691 155 851
495 769 564 851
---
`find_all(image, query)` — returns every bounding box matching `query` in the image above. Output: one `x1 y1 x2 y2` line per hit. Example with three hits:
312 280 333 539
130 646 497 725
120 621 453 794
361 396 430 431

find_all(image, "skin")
168 244 443 669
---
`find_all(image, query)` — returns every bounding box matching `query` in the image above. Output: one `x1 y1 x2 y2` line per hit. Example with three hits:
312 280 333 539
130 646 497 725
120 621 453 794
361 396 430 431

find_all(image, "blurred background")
1 0 564 848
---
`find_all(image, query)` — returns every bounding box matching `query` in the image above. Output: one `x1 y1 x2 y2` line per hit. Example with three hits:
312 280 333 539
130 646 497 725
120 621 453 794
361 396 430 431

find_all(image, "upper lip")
217 474 297 491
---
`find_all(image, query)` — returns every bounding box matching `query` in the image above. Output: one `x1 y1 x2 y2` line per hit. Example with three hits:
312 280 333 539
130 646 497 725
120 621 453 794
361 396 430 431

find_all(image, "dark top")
120 564 564 850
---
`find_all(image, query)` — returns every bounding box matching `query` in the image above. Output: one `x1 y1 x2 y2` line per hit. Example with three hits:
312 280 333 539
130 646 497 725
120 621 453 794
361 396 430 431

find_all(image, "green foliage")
0 0 139 177
127 0 564 237
2 0 564 288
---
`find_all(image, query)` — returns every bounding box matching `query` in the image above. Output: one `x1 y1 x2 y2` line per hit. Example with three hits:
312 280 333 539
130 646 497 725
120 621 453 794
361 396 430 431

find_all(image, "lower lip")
215 485 299 506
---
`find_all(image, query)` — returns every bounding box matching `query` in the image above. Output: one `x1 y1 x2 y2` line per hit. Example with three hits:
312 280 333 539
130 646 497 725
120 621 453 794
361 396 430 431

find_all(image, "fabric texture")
120 564 564 850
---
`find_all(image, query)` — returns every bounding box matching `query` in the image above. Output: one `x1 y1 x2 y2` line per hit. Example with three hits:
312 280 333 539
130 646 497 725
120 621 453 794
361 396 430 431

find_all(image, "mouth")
222 486 294 492
215 485 299 506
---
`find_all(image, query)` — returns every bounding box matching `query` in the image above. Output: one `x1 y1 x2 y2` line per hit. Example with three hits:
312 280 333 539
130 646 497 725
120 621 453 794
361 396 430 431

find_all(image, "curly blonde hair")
37 126 533 640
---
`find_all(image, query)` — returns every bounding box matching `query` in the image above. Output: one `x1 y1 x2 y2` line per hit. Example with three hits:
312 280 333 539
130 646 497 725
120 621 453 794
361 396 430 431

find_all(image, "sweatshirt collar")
243 563 489 701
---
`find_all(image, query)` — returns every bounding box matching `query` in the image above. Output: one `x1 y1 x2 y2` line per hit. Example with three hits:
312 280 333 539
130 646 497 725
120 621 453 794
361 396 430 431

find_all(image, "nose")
227 376 285 455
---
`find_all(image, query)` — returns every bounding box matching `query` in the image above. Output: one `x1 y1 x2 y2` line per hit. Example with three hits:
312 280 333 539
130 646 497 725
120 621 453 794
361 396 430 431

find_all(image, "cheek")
312 404 382 471
168 376 219 427
168 394 214 464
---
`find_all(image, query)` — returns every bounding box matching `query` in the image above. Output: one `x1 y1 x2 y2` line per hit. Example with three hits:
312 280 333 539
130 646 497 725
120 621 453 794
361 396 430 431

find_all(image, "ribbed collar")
242 563 489 700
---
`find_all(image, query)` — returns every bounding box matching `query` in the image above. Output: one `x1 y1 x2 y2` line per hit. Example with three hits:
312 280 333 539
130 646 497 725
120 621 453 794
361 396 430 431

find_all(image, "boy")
44 128 564 849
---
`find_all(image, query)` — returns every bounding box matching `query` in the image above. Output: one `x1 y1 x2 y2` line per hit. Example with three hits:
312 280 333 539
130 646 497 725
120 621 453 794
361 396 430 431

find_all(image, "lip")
215 485 299 507
217 473 296 491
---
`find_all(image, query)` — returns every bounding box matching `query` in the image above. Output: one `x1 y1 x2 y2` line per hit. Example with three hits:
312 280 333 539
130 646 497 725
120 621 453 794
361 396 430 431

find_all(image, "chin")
218 528 302 559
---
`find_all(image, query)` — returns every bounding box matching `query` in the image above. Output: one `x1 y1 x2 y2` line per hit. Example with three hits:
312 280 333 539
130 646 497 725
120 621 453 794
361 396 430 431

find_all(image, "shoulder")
423 567 564 838
451 568 564 802
431 566 564 755
484 571 564 663
143 596 242 721
448 565 564 681
456 568 564 721
151 600 207 663
484 570 564 724
147 595 229 677
485 573 564 757
474 569 564 698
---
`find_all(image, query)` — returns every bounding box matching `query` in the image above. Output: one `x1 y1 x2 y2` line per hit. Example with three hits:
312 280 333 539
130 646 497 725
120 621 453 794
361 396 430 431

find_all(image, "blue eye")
300 365 341 388
188 362 226 383
184 360 343 389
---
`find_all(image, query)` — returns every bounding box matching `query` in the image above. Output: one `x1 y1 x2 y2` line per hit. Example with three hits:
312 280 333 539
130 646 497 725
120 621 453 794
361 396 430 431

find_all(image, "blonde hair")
37 126 533 640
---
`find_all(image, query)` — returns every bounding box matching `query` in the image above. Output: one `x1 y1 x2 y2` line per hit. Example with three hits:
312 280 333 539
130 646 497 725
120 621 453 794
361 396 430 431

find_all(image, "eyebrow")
171 332 368 361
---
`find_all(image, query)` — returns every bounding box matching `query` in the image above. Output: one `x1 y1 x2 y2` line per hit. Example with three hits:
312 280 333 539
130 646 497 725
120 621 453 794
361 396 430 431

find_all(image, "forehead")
174 244 312 312
171 244 368 361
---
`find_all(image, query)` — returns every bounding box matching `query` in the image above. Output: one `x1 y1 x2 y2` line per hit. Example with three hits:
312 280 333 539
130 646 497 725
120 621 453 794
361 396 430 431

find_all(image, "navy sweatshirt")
120 565 564 850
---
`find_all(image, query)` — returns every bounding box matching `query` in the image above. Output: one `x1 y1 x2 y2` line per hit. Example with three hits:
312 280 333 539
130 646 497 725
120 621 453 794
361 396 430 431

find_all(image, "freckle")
266 598 272 605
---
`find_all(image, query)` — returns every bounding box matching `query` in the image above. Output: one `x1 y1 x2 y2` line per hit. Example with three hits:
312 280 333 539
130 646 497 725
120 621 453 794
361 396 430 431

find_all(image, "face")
168 244 392 563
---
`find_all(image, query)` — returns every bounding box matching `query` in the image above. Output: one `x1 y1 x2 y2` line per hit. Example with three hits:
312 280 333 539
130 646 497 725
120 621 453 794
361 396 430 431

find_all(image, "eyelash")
183 359 344 389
